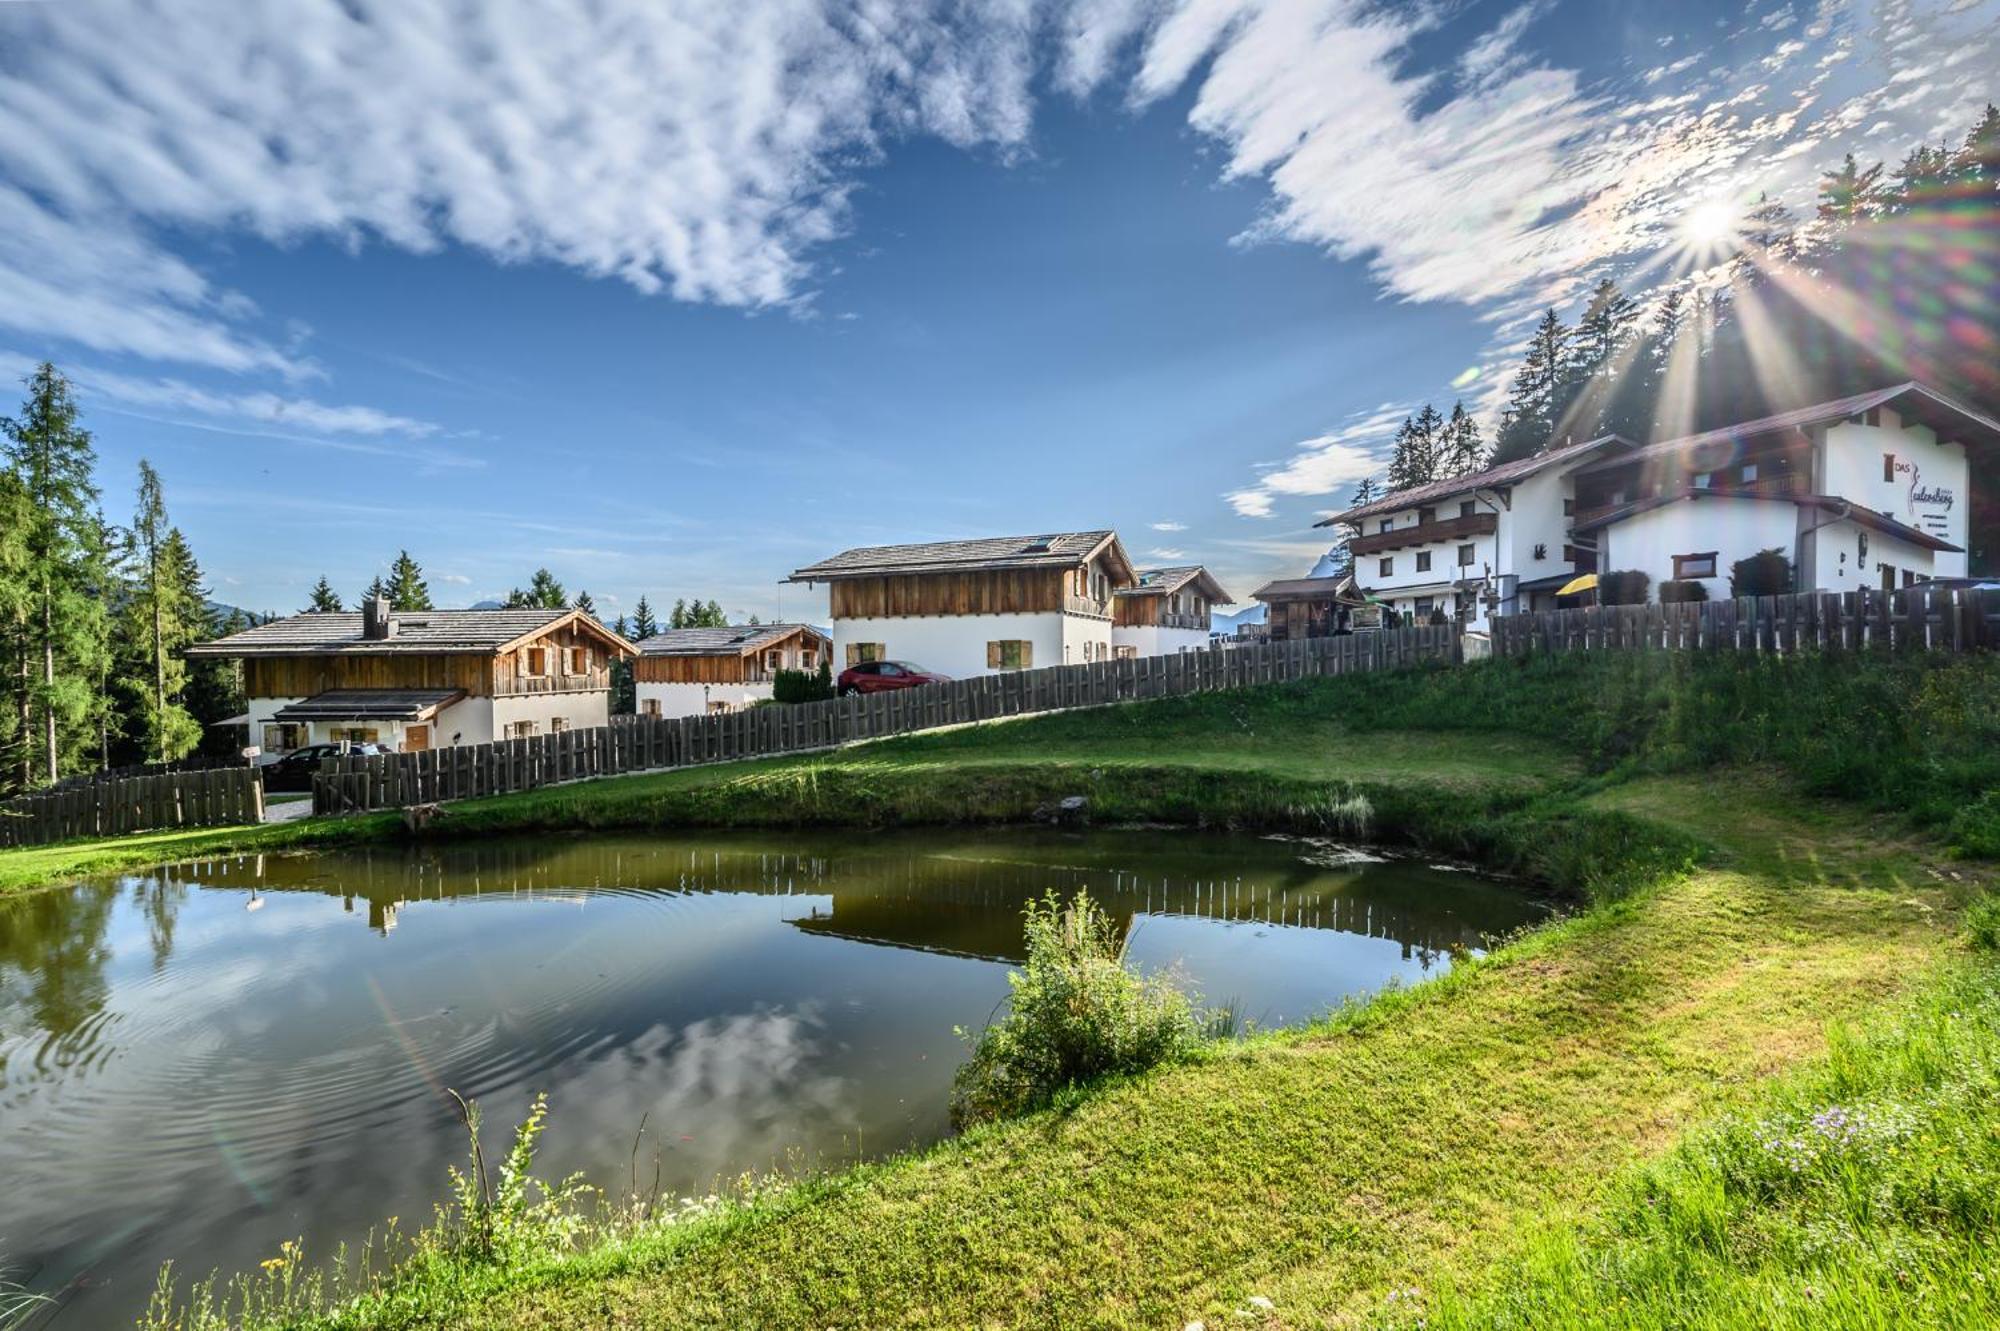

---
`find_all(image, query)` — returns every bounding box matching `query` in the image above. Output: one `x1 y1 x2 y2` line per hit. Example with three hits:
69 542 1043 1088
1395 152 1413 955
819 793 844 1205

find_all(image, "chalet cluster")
193 532 1235 759
1251 382 1995 636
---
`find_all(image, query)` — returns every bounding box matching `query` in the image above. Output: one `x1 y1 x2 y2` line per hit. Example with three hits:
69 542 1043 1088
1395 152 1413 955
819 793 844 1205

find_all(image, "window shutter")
1019 640 1032 668
987 641 1002 668
846 643 862 667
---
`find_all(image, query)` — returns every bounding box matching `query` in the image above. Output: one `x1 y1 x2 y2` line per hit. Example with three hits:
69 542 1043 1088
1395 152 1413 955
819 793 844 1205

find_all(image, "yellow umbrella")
1556 573 1598 597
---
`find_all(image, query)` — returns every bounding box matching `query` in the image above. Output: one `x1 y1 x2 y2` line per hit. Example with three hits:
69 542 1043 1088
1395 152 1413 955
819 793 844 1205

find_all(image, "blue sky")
0 0 1994 623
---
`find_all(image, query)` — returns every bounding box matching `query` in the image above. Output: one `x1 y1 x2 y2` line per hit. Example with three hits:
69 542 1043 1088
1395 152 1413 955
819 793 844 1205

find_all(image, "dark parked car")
835 660 951 696
259 742 387 792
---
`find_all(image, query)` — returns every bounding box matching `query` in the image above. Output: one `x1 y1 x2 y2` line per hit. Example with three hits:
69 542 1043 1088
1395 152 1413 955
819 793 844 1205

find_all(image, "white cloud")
437 573 473 586
1149 520 1187 531
1225 400 1404 517
1148 546 1187 559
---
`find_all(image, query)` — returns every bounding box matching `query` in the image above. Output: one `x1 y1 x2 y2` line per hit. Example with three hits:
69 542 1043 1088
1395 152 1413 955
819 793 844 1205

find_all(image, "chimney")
363 596 397 640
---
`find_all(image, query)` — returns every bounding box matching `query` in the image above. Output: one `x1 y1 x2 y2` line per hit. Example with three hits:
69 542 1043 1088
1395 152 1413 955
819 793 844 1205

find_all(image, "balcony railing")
1157 611 1209 631
1348 510 1497 556
502 670 611 696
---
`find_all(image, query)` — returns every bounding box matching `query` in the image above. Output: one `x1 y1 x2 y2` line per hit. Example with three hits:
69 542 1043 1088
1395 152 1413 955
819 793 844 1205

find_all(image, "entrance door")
404 724 431 752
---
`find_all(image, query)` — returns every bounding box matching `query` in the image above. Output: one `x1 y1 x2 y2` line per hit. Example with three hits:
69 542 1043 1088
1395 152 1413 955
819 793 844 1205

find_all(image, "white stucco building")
1574 383 1987 599
633 623 830 718
1315 433 1637 630
186 601 636 758
789 531 1136 680
1112 566 1233 657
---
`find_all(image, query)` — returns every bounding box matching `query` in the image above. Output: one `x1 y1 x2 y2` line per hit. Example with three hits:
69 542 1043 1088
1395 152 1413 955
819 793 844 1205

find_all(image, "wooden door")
405 724 431 752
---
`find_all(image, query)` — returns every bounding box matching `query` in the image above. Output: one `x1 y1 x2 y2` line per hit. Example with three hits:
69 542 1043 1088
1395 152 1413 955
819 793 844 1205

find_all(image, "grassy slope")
434 777 1974 1331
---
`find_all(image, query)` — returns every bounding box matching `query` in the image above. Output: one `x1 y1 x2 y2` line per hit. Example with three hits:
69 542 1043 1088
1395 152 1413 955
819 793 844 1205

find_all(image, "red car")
837 660 952 695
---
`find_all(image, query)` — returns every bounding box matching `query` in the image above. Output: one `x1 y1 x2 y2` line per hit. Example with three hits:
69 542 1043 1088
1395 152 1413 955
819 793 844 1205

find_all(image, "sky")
0 0 1994 624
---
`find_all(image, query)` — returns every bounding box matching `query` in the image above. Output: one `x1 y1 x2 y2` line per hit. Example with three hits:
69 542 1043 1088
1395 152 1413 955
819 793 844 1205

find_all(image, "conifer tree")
1 363 108 784
122 462 202 760
1439 402 1486 477
1493 309 1570 463
306 576 343 612
361 573 389 605
384 550 432 611
505 567 566 609
1815 152 1885 229
630 595 658 640
572 589 597 619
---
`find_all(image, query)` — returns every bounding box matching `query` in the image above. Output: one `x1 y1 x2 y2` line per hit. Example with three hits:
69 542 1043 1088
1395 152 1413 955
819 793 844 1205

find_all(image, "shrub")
1728 547 1792 597
951 891 1201 1127
771 660 834 704
1598 569 1651 606
1657 578 1709 603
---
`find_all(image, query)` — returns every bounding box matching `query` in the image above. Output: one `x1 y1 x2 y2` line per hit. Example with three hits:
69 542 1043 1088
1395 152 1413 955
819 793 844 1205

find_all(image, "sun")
1682 198 1739 249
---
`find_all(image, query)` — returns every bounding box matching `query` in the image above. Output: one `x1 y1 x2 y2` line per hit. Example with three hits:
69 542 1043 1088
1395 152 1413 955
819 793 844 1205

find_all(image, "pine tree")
611 613 629 639
384 550 432 611
1439 402 1486 477
0 468 31 788
631 595 658 640
669 598 689 630
1953 103 2000 196
505 567 566 609
186 607 248 757
361 574 389 605
128 461 172 750
1493 309 1570 463
306 576 343 613
1731 192 1797 286
1349 475 1379 509
572 589 597 620
1889 143 1953 212
1 363 108 785
1815 152 1885 228
1570 280 1639 386
1385 405 1446 491
121 462 202 761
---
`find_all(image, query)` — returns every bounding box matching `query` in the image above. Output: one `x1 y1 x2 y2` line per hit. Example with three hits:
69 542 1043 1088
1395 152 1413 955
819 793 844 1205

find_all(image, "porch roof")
273 689 467 722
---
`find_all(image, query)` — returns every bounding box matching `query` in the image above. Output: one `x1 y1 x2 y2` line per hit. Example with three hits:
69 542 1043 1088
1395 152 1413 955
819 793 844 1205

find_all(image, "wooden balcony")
1349 511 1497 556
1157 611 1209 631
500 669 611 696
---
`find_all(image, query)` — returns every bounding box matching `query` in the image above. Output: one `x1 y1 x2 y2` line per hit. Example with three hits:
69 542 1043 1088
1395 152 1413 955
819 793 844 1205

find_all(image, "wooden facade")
635 627 826 686
1113 593 1211 630
244 619 617 698
829 565 1121 620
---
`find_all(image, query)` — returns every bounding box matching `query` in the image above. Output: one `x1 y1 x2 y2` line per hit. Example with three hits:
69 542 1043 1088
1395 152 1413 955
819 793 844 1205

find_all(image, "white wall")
833 612 1112 679
1598 497 1802 600
636 680 772 718
491 689 609 739
1820 413 1969 577
1806 517 1941 593
246 695 306 762
1112 625 1210 657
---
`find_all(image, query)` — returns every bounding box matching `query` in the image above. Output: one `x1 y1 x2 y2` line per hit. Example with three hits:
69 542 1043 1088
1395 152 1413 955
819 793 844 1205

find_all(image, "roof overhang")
1116 567 1235 604
274 689 467 722
495 609 638 658
1575 488 1962 553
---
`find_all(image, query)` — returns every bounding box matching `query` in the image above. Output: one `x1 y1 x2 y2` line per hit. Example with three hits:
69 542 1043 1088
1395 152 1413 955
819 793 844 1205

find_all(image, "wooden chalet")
1111 565 1233 655
186 598 636 754
632 623 832 717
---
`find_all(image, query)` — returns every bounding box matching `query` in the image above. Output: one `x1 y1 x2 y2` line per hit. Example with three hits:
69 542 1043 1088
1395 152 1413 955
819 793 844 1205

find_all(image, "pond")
0 829 1549 1325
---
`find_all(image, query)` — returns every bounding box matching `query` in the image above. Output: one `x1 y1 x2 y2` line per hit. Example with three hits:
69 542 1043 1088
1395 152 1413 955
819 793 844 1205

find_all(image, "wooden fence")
1489 586 2000 658
0 766 265 848
313 625 1460 814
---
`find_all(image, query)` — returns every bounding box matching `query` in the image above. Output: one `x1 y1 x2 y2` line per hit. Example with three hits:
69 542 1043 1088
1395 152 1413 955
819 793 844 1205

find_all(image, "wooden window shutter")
987 641 1002 668
1019 640 1031 668
846 642 862 667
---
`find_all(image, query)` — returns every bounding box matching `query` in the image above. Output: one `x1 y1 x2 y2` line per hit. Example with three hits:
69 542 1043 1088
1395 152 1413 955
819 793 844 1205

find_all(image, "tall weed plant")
951 891 1202 1127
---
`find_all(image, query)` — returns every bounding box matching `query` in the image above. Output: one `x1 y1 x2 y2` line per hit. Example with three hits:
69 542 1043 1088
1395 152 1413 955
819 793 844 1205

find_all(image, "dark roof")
790 531 1135 584
1574 382 2000 478
186 608 635 658
1115 565 1235 604
1574 489 1962 552
1249 574 1366 604
636 623 828 657
1318 435 1635 528
273 689 466 721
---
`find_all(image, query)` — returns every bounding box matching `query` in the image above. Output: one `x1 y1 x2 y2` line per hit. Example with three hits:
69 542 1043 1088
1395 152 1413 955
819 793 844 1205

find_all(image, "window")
641 699 661 717
1458 543 1476 567
1883 452 1896 483
1459 500 1476 518
1562 498 1575 516
1673 551 1718 580
1562 544 1582 564
550 717 568 733
1739 463 1759 484
1114 645 1138 660
261 722 304 753
512 720 537 738
764 650 780 671
1415 551 1432 572
336 727 380 744
876 663 905 678
1379 556 1394 577
1417 506 1436 525
1692 471 1712 489
1414 597 1434 618
524 646 548 676
567 647 588 674
845 642 885 667
987 639 1033 670
1378 519 1393 534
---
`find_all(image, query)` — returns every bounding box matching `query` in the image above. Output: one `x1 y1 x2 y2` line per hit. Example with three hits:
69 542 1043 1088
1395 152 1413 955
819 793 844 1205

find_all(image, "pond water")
0 829 1548 1326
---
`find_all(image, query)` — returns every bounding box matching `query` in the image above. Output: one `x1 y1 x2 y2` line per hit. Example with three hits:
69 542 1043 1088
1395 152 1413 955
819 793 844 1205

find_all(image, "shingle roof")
185 608 632 657
1573 382 2000 477
1249 575 1365 603
1115 565 1236 604
635 624 827 657
790 531 1133 582
273 689 466 721
1317 435 1635 528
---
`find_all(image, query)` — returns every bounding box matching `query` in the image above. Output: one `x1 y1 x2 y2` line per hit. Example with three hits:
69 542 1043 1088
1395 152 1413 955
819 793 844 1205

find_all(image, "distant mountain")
1212 603 1266 633
470 599 506 610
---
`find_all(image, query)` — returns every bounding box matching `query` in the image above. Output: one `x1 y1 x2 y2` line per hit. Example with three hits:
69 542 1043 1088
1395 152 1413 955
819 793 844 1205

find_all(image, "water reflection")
0 828 1545 1326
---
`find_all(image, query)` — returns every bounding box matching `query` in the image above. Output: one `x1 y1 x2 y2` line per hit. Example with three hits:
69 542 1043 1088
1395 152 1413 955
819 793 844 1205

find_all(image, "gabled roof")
1572 488 1962 552
1115 565 1235 604
636 623 828 657
1317 435 1636 528
1574 382 2000 477
185 608 636 658
1249 574 1366 604
790 531 1136 585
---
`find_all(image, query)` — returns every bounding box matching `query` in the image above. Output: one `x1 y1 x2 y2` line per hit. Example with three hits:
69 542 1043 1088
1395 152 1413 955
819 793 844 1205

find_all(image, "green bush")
951 892 1201 1127
771 660 834 704
1657 578 1709 603
1729 547 1793 597
1599 569 1651 605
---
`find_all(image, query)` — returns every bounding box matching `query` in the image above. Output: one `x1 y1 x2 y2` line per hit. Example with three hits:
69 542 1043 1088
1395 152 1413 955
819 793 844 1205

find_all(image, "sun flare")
1683 199 1739 249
